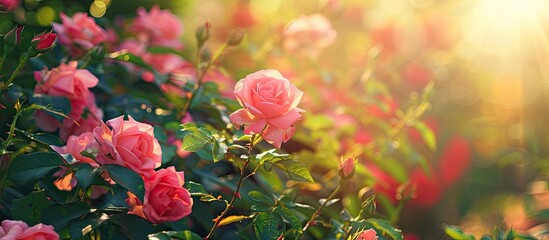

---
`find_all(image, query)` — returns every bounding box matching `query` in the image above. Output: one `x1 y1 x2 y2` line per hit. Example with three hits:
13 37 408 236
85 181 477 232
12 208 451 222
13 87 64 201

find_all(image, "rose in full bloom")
283 13 337 58
34 61 102 140
52 12 108 57
229 69 303 148
128 5 183 49
0 220 58 240
0 0 20 12
126 167 193 223
92 116 162 177
356 229 378 240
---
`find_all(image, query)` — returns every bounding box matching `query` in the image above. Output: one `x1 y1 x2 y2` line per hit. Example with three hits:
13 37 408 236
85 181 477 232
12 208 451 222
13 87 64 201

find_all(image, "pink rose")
92 116 162 177
0 220 59 240
128 5 183 49
0 0 20 12
52 132 97 166
357 229 378 240
283 13 337 58
126 166 193 223
229 69 303 148
0 220 27 239
53 12 108 57
18 224 58 240
34 61 102 141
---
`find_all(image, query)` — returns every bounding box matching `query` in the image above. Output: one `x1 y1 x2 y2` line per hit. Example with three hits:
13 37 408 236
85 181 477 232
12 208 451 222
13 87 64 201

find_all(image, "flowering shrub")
0 1 547 240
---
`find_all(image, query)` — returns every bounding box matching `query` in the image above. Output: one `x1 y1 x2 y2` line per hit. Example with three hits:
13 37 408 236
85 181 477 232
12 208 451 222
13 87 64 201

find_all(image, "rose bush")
0 1 545 240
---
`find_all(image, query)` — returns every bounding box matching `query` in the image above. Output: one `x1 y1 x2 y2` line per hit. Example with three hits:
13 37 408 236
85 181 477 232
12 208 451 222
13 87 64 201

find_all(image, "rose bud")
195 21 211 47
0 0 20 12
3 25 23 47
338 157 356 179
356 229 378 240
227 29 246 46
31 32 57 54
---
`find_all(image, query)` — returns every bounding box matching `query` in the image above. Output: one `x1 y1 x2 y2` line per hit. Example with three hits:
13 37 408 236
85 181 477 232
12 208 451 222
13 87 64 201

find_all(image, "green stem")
178 43 228 120
301 178 343 237
0 53 7 72
2 54 29 90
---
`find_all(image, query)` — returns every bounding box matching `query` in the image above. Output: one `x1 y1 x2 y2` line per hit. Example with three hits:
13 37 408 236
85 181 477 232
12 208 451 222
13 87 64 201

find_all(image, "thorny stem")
300 178 343 238
204 134 260 239
2 53 28 90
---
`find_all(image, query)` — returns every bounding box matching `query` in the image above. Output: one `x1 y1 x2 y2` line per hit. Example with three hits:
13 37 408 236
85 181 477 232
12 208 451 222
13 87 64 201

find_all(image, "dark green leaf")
11 190 52 225
366 218 403 240
248 191 275 205
104 164 145 202
109 52 152 70
273 159 314 182
8 152 65 182
30 94 71 122
74 163 100 191
42 202 92 230
251 204 273 212
161 144 177 165
185 181 209 196
254 212 285 240
110 214 155 240
357 195 377 219
68 212 108 239
274 207 302 231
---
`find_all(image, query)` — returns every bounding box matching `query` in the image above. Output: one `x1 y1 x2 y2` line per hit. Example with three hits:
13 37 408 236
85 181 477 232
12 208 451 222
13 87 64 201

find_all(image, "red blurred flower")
438 135 472 186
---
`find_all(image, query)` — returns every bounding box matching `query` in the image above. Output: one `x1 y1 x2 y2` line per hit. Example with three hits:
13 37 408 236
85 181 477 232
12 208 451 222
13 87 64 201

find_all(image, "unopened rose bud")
4 25 23 47
195 21 211 47
200 47 211 62
227 29 246 46
31 32 57 54
0 0 20 12
339 157 356 179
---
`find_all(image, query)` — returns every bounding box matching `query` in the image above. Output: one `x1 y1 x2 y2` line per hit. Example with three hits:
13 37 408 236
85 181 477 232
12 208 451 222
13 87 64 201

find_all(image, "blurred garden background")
1 0 549 239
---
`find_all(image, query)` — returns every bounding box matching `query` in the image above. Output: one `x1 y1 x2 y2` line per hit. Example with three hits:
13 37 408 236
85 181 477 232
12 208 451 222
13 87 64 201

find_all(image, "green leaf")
257 149 292 164
74 163 100 191
273 159 314 182
8 152 65 182
42 202 92 230
212 140 227 162
161 144 177 165
365 218 403 240
109 52 152 70
182 130 211 152
248 191 275 205
254 212 285 240
185 181 209 196
274 207 302 231
251 204 273 212
12 190 52 225
68 212 108 239
148 231 202 240
30 94 72 122
109 214 155 239
357 195 377 219
104 164 145 202
443 225 474 240
413 121 436 151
